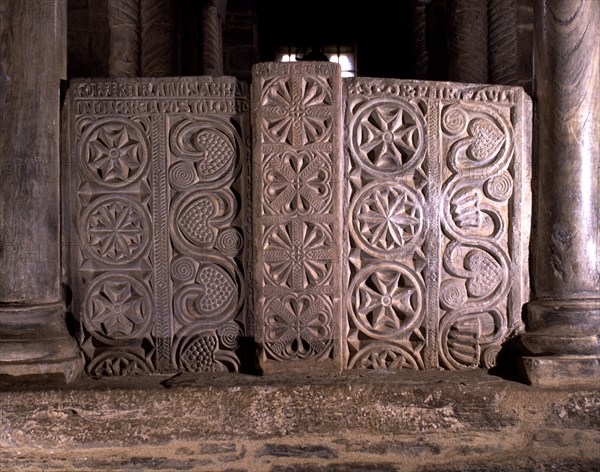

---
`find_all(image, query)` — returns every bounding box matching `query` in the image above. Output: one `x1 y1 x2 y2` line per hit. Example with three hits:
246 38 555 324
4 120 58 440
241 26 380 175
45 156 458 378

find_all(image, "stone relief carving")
64 69 530 377
345 78 531 371
63 77 250 376
253 63 344 371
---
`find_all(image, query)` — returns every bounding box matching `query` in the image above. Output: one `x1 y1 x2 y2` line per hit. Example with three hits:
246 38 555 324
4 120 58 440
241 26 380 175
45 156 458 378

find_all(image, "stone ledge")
1 370 599 471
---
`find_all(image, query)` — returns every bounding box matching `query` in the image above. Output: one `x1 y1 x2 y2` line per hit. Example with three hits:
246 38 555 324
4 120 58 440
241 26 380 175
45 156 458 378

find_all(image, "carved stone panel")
252 62 344 372
344 79 531 371
63 77 250 376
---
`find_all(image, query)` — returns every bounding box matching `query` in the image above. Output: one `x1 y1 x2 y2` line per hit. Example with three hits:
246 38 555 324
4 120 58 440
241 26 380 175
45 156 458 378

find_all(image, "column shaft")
488 0 518 85
141 0 177 77
108 0 141 77
521 0 600 387
202 0 225 76
447 0 488 84
0 0 82 381
410 0 432 80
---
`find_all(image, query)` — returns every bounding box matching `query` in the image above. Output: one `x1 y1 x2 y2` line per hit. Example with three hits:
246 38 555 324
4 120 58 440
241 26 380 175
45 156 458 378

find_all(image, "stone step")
1 369 599 471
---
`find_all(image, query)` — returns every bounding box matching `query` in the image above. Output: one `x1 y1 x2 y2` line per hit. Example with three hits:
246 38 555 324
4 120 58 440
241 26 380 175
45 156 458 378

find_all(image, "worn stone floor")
1 368 599 472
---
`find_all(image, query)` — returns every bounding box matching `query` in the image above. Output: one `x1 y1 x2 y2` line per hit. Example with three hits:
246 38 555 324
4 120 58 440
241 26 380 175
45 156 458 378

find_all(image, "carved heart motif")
465 251 502 298
178 197 216 246
194 130 234 178
467 119 505 161
195 264 236 315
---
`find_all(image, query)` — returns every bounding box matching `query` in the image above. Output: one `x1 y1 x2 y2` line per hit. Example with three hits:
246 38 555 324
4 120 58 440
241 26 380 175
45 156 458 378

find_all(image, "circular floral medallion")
79 118 148 187
80 195 150 265
83 273 153 345
349 181 425 257
348 262 424 339
350 99 426 177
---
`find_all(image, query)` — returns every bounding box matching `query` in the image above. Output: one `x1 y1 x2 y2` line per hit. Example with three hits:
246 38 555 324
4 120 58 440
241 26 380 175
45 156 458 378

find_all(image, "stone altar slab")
253 63 532 372
63 77 251 376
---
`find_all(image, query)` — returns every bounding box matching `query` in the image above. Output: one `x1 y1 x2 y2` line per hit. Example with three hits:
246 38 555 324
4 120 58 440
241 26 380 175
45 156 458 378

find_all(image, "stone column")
410 0 432 80
202 0 226 76
108 0 141 77
141 0 178 77
488 0 518 85
521 0 600 387
447 0 488 84
0 0 82 381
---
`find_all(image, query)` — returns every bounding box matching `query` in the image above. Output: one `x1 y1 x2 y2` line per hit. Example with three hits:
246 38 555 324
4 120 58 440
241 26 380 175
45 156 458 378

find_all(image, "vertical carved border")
424 100 441 369
253 62 344 371
511 89 532 331
151 113 172 371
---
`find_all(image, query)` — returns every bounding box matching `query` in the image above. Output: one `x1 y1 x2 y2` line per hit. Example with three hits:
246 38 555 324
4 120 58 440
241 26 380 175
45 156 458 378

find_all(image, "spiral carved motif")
218 322 242 350
170 256 197 283
169 161 197 189
484 172 513 201
215 228 243 256
442 106 468 136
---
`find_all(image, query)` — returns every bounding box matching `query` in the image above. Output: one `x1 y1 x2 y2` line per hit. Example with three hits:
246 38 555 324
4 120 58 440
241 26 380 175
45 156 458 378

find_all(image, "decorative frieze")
63 77 250 376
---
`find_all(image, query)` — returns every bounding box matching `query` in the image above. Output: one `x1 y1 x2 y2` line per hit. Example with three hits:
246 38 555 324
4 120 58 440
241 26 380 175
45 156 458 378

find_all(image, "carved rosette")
254 62 343 370
79 118 149 187
66 78 250 376
344 78 530 371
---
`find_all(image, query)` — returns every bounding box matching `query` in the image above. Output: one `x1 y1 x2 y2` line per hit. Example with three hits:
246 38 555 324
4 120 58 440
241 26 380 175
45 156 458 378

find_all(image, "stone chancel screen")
344 78 531 370
253 63 531 372
62 66 531 377
63 78 251 376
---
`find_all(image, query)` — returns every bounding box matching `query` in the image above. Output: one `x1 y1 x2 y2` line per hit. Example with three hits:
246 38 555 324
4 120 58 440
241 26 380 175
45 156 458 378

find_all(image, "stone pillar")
447 0 488 84
488 0 518 85
141 0 178 77
521 0 600 387
108 0 141 77
202 0 226 76
0 0 82 381
410 0 432 80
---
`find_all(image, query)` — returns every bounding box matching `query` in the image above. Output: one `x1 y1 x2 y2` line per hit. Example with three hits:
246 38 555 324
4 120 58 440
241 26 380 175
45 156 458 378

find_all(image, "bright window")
276 51 356 77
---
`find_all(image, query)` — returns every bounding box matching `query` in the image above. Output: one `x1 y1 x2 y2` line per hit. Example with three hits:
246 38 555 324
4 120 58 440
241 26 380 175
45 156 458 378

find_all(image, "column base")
519 356 600 389
519 299 600 388
0 302 83 383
